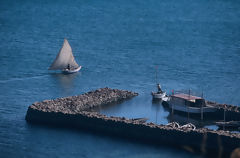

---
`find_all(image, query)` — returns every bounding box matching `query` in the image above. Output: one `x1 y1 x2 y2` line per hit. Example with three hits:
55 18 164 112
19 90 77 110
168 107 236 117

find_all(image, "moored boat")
152 91 167 99
167 91 217 114
151 83 167 100
151 66 167 100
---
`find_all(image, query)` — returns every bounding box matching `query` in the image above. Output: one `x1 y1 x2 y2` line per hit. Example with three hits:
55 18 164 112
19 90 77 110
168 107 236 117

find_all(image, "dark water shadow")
25 121 202 158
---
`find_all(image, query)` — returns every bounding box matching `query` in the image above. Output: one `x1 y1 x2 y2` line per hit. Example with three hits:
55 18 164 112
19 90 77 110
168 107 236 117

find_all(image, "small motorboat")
48 39 81 74
151 67 167 100
152 91 167 99
151 83 167 100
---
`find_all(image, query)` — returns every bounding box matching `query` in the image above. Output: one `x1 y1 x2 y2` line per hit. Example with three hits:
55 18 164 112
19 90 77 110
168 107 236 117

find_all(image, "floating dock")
26 88 240 157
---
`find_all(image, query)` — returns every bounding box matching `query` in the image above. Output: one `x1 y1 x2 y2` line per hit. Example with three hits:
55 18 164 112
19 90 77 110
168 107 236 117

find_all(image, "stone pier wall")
26 88 240 157
207 101 240 121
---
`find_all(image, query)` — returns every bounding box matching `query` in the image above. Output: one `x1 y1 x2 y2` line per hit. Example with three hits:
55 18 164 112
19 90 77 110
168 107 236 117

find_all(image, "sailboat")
48 39 81 74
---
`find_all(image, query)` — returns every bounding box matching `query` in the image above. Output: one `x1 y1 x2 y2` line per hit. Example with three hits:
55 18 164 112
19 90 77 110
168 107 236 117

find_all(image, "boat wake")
0 73 50 84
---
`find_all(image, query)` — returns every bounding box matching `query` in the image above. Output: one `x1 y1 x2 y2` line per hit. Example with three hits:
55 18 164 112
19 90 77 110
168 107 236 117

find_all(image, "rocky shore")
26 88 240 157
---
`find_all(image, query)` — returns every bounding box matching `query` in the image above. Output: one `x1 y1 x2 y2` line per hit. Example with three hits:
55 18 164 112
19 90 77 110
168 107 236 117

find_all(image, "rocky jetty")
207 101 240 120
26 88 240 157
26 87 138 114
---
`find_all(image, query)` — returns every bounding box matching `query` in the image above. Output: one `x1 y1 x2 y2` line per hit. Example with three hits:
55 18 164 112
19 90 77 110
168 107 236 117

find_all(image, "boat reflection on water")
160 99 237 131
152 99 213 128
49 72 79 94
151 98 163 105
151 100 161 124
151 99 169 125
151 96 220 130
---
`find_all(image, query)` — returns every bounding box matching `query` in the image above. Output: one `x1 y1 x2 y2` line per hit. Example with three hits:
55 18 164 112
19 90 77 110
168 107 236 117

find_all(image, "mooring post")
172 104 174 115
201 92 203 120
189 89 190 99
186 100 189 121
155 107 158 124
223 104 226 130
201 100 203 120
224 107 226 120
224 109 226 130
155 66 158 85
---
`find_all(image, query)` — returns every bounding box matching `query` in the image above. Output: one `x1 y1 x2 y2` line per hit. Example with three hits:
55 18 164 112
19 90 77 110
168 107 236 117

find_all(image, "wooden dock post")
172 104 174 115
201 91 204 120
186 100 189 121
223 106 226 130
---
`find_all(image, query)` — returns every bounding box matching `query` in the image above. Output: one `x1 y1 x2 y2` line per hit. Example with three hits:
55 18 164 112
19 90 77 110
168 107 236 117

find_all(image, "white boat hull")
62 66 81 74
152 92 166 99
168 103 217 113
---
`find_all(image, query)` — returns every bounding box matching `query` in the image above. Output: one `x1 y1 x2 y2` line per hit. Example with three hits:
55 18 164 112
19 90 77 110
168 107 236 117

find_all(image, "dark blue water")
1 0 240 157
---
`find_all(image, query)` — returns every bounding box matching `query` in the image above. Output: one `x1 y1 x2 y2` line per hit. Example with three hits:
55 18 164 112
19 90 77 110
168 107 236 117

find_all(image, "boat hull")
151 92 166 99
62 66 81 74
168 103 217 114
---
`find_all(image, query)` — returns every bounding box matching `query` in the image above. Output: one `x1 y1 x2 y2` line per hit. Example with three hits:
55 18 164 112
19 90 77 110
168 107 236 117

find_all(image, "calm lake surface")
0 0 240 157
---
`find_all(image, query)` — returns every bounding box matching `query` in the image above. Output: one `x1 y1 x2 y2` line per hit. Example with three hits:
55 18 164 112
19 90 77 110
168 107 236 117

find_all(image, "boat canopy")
172 93 202 102
49 39 79 70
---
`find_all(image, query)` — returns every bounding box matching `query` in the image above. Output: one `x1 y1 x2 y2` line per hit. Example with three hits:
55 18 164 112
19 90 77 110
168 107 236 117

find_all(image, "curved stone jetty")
26 88 240 158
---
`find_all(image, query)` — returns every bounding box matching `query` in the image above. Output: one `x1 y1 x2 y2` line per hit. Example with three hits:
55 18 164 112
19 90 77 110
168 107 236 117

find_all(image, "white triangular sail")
49 39 79 70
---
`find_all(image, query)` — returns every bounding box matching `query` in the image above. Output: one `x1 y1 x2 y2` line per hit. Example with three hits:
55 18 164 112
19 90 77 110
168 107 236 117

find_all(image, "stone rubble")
30 87 138 114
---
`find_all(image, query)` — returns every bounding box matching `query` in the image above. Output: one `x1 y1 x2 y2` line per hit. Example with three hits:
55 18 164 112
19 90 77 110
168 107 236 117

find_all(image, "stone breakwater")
26 88 240 157
207 101 240 120
27 87 138 114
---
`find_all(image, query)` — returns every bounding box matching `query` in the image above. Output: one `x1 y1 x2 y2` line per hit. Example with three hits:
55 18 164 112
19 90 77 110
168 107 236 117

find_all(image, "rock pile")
207 101 240 112
29 87 138 114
